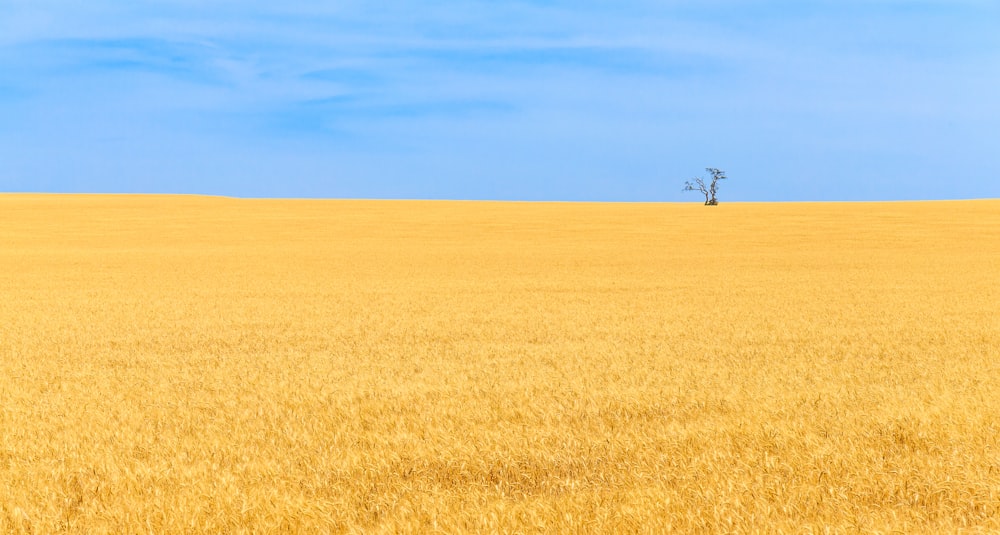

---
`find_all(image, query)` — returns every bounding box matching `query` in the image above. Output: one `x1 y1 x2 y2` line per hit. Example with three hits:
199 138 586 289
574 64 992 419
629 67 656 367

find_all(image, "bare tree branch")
683 168 727 205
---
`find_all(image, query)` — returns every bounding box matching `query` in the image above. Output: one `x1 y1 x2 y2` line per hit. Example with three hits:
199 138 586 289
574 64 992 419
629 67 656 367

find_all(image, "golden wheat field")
1 194 998 533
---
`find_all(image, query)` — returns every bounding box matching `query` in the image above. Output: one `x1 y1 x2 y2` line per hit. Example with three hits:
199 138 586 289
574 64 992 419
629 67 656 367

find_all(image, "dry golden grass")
1 194 998 533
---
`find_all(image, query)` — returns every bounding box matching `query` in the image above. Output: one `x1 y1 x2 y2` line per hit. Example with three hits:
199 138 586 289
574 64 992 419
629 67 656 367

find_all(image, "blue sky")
1 1 998 201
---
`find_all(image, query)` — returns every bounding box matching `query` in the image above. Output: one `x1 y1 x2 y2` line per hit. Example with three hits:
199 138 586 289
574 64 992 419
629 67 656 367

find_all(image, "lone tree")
683 167 727 205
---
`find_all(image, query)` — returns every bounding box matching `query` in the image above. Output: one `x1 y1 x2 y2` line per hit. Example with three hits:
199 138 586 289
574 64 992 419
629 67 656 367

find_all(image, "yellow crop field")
1 194 998 533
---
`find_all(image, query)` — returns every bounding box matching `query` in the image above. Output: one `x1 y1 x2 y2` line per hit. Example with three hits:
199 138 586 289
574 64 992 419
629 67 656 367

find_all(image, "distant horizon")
2 191 997 204
2 2 998 202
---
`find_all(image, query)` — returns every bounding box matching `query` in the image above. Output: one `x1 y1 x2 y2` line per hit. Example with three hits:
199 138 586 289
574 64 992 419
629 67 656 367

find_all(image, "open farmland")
1 195 998 533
